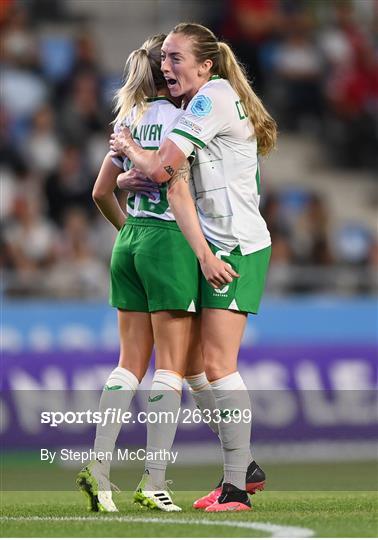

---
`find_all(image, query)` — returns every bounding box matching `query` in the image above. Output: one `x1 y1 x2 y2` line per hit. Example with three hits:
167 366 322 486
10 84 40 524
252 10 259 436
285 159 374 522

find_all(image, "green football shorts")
110 216 200 312
201 243 271 314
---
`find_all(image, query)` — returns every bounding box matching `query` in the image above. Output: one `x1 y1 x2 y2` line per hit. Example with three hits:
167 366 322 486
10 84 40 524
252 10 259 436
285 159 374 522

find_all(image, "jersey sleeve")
160 107 196 163
167 85 229 156
110 120 125 169
160 108 184 140
110 154 123 169
111 117 134 170
111 156 124 169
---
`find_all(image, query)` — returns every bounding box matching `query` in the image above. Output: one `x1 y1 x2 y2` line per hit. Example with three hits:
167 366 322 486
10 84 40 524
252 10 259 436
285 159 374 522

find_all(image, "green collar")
210 75 221 80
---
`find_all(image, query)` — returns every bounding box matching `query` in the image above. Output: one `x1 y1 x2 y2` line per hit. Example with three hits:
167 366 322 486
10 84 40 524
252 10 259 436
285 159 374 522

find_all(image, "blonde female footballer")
77 34 208 513
111 23 276 512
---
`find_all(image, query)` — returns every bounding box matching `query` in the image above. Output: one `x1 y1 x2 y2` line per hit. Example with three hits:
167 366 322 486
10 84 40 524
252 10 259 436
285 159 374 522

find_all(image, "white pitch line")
0 515 314 538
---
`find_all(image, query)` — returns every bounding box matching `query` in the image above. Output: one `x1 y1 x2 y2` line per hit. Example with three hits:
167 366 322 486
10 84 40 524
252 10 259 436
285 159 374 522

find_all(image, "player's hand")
117 169 159 198
109 127 133 157
200 254 239 289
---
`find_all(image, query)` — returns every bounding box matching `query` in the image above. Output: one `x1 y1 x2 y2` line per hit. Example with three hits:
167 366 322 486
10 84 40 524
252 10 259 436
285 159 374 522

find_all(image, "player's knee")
185 350 204 376
118 357 146 382
203 349 228 382
204 362 231 383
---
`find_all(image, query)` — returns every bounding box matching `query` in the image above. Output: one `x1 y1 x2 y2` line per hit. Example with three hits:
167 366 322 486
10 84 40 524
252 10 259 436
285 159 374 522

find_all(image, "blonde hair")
114 34 166 127
172 23 277 155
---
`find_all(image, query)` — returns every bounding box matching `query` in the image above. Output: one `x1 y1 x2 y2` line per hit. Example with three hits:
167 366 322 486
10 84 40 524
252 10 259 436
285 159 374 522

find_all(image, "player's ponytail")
114 34 166 127
171 23 277 156
217 42 277 156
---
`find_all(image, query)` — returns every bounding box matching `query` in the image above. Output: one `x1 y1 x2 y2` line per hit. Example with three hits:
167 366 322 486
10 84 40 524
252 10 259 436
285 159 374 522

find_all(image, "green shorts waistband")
126 216 180 231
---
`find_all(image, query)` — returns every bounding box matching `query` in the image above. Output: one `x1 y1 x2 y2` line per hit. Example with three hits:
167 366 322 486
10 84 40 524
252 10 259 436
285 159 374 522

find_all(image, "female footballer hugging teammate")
77 33 205 513
111 23 276 512
77 30 266 514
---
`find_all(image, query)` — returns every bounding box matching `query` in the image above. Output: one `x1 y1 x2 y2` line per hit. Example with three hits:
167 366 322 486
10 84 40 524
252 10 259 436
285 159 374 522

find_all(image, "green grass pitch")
1 460 377 537
1 490 377 537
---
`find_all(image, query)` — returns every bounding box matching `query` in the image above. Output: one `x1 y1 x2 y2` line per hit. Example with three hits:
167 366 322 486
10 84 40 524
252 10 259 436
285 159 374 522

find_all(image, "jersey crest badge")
191 95 212 117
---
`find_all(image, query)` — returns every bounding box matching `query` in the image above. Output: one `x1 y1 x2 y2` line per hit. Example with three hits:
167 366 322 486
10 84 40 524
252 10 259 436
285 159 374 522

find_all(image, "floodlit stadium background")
1 0 377 485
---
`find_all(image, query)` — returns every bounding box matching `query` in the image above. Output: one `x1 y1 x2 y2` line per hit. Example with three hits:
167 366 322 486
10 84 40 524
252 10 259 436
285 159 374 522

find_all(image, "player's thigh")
117 309 154 381
151 310 197 376
201 308 247 382
134 224 200 313
109 224 149 312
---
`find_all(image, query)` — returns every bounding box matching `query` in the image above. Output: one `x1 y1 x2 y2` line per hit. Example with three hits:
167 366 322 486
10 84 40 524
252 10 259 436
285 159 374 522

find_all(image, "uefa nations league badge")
191 95 212 117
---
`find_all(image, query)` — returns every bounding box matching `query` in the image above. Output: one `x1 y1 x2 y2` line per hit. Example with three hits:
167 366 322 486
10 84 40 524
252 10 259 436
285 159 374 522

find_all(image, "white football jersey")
168 76 271 255
112 97 183 220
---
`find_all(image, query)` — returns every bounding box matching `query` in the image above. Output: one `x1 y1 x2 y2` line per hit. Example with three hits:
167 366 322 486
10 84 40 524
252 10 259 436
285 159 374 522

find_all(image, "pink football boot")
205 483 251 512
193 487 222 509
193 460 265 509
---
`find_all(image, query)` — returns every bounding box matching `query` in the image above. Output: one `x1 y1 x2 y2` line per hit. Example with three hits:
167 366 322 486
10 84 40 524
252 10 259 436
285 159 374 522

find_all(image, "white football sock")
94 366 139 473
145 369 183 490
186 372 220 437
186 372 253 465
210 371 252 491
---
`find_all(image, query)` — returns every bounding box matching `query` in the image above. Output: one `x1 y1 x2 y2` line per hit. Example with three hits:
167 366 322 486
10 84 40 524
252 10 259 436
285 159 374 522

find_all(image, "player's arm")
110 128 186 184
92 153 127 230
167 164 239 289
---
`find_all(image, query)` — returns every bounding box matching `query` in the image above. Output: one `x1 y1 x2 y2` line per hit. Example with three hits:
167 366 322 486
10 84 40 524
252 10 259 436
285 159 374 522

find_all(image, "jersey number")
137 185 169 215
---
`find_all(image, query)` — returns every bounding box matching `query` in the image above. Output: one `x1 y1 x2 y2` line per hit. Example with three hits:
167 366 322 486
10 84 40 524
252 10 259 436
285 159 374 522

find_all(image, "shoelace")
110 481 121 493
164 480 175 498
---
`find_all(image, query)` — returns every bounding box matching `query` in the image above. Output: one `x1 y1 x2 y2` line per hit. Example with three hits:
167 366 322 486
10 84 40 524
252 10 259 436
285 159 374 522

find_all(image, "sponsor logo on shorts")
213 284 229 296
213 249 231 296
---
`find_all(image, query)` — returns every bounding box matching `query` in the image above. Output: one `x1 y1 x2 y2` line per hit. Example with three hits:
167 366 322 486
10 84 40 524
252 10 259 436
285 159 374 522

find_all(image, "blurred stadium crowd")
1 0 377 299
